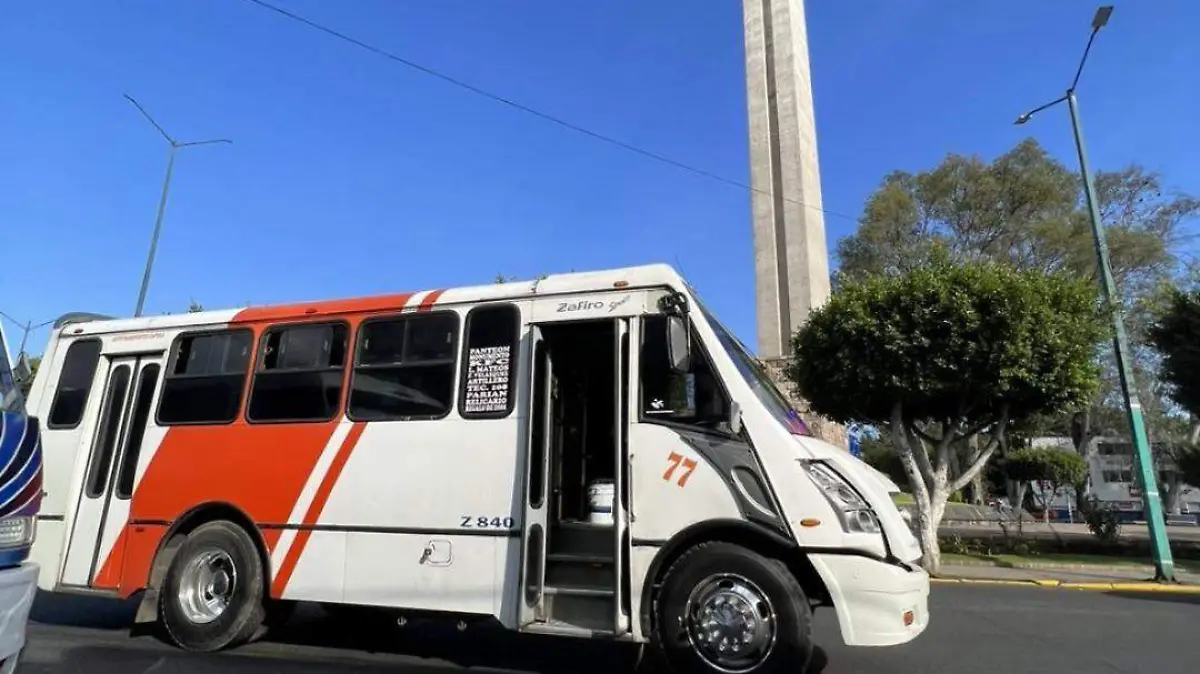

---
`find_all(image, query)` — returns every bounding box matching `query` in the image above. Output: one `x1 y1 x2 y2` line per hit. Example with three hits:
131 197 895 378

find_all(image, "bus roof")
50 263 685 337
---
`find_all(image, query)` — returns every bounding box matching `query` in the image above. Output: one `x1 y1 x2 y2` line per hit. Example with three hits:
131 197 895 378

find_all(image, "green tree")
188 299 204 313
1003 447 1088 524
1147 283 1200 419
790 254 1105 573
1177 445 1200 489
838 138 1199 499
836 139 1194 294
858 433 908 488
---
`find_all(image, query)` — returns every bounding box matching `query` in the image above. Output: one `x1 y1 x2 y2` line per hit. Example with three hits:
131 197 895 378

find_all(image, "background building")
1030 436 1199 523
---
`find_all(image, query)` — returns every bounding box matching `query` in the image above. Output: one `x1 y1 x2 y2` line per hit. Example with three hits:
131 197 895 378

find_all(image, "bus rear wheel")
158 520 267 652
653 542 815 674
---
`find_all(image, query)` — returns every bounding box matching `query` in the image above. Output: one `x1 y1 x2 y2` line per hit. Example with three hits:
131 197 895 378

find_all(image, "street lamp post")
124 94 231 318
1015 5 1176 583
0 311 56 357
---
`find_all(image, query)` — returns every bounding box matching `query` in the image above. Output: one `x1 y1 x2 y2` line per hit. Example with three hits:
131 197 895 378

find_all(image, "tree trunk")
1070 409 1095 513
889 412 941 575
914 501 941 575
1164 473 1183 516
888 405 1007 576
961 434 985 504
948 445 963 500
912 469 950 576
1015 482 1028 522
970 473 985 506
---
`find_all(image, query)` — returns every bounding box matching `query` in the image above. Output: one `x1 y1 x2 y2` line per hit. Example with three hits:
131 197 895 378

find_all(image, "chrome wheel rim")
177 548 238 624
684 573 777 673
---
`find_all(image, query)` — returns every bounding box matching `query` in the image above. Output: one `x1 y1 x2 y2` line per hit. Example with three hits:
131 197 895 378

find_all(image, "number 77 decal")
663 451 698 487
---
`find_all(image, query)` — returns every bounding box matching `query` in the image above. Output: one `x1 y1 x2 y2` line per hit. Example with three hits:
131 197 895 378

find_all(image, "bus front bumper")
809 553 929 647
0 563 37 673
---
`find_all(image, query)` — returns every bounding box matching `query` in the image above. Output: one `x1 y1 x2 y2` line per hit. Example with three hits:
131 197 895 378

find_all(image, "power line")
239 0 858 223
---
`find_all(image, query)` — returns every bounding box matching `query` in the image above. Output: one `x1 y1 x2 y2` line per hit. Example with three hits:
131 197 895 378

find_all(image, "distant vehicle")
0 322 43 674
26 265 928 673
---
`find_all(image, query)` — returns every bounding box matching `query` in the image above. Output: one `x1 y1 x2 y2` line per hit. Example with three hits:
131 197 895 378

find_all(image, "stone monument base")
758 357 848 449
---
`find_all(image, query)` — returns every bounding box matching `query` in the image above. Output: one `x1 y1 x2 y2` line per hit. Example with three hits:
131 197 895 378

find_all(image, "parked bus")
26 265 928 672
1 321 43 674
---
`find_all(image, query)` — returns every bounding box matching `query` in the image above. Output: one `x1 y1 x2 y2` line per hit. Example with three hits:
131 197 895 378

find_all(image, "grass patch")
892 492 915 506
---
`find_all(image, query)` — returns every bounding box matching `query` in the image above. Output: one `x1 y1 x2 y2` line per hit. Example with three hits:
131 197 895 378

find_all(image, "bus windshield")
0 326 24 414
691 293 811 436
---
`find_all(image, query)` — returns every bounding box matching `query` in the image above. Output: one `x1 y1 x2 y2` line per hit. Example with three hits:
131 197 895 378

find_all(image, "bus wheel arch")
134 502 271 627
639 519 831 641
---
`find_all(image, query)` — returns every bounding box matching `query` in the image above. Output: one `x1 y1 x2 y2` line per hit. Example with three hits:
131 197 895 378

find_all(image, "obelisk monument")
742 0 844 445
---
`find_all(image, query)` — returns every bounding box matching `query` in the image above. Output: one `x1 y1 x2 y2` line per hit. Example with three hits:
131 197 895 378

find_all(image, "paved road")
18 586 1197 673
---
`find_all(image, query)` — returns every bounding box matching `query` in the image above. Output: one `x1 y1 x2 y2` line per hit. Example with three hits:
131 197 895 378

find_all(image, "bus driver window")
640 315 730 430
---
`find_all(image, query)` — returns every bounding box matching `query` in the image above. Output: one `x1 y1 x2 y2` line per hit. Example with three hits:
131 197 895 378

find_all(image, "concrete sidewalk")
937 563 1200 592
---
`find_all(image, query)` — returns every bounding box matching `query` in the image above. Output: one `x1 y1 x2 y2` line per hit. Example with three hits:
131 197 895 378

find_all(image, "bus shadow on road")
28 594 647 673
20 643 536 674
265 605 649 674
28 590 139 630
264 605 829 674
27 594 829 673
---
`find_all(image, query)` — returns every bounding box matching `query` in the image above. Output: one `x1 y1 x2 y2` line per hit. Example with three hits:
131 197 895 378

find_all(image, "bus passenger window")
47 339 103 429
157 330 253 425
349 312 459 421
459 304 519 419
640 315 729 430
248 323 348 423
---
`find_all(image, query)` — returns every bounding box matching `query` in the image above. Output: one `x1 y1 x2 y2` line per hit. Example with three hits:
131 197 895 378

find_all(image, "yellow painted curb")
930 578 1038 587
931 577 1200 593
1065 582 1200 594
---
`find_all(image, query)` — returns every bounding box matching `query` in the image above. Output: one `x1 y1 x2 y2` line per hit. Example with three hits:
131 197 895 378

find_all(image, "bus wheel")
158 520 267 652
653 542 814 674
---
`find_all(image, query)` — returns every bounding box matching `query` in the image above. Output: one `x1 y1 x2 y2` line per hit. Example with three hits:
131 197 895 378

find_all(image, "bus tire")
653 541 815 674
158 520 267 652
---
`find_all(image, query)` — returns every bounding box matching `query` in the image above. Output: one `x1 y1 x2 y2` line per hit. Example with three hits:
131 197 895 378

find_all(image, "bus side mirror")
666 315 691 373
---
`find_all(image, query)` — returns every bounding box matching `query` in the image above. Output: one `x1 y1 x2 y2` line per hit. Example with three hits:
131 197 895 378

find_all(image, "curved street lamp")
1014 6 1176 583
125 94 232 318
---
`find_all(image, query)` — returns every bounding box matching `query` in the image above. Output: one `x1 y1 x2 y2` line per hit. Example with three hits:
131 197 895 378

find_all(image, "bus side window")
157 330 253 425
47 339 103 429
458 303 519 419
639 315 729 429
247 322 349 423
349 312 459 421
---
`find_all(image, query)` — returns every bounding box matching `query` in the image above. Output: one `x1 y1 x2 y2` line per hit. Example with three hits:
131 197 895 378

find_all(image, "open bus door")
518 325 552 626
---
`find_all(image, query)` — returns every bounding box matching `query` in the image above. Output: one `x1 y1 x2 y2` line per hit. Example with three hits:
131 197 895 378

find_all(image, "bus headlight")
0 516 35 548
801 461 881 534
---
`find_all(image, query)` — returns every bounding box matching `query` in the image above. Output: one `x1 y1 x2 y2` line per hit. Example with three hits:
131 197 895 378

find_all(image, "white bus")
26 264 928 673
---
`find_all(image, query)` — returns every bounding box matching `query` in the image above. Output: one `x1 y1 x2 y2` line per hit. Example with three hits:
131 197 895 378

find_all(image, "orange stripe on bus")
272 421 367 598
101 422 343 596
232 293 416 323
418 289 446 311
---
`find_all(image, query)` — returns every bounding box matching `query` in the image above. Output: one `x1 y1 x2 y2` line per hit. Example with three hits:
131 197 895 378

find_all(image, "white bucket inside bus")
586 480 615 526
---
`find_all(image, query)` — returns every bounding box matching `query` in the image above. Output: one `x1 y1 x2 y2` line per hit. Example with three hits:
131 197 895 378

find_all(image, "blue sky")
2 0 1197 356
